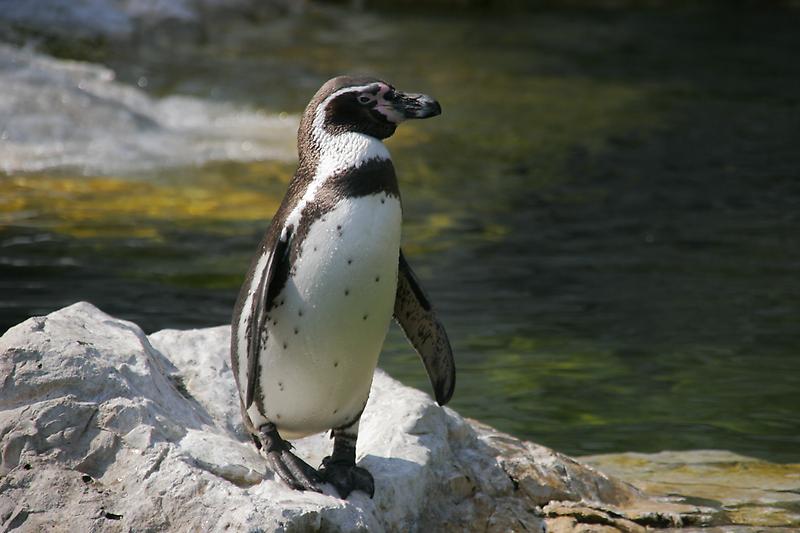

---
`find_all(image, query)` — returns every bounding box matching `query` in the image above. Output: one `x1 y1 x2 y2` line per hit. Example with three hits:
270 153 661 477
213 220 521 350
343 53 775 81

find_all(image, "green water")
2 6 799 462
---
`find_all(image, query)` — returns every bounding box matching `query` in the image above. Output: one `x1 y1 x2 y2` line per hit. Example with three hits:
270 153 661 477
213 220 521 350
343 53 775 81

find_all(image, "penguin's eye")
357 95 372 105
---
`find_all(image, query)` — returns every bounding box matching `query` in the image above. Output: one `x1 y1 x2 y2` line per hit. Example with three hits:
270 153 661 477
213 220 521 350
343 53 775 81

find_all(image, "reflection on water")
1 6 799 462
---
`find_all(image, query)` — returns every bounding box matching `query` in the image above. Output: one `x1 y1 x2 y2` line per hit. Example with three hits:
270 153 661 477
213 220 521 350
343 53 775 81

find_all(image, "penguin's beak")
395 92 442 119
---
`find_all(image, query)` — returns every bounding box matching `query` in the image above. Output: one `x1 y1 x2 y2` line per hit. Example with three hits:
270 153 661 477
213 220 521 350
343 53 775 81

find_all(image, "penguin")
230 75 455 499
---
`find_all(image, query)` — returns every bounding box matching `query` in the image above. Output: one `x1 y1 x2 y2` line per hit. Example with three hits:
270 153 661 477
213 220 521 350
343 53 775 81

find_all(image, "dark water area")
2 6 799 462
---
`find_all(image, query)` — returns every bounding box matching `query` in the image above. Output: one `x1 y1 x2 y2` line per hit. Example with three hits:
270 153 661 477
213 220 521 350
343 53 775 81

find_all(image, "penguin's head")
302 76 441 141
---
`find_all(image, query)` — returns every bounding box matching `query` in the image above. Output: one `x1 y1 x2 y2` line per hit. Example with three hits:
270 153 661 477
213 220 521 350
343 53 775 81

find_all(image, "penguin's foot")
318 456 375 499
267 448 323 493
257 423 322 493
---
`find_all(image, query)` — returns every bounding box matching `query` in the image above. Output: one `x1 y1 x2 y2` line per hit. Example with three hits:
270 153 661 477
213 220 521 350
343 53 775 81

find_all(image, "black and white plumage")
230 76 455 498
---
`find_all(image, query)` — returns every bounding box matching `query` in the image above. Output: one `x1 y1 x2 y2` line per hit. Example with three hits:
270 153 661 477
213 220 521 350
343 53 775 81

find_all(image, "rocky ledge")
1 303 718 532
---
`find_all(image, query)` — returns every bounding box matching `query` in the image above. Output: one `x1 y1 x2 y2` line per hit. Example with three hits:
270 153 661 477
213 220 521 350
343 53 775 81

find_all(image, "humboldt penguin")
230 76 455 499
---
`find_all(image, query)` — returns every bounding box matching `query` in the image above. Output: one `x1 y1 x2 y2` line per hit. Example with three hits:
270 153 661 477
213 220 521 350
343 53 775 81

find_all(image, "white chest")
248 193 402 438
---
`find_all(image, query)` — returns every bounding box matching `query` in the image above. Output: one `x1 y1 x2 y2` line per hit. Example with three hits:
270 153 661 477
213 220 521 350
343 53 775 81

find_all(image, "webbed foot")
318 456 375 499
257 423 322 492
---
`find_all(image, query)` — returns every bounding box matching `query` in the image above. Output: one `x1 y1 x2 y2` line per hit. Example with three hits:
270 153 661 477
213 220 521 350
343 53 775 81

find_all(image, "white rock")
0 44 298 174
0 303 709 532
0 0 135 40
0 0 289 40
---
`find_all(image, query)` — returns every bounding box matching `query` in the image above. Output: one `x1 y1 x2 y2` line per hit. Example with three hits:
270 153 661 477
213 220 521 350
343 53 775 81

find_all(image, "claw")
267 449 322 492
257 422 322 493
318 457 375 499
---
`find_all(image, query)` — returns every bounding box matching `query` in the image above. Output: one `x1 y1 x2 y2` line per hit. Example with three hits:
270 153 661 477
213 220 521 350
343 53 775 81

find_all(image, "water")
1 5 799 462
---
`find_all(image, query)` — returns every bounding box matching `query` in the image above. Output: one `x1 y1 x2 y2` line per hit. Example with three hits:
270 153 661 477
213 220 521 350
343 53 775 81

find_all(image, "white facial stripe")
283 83 391 231
315 83 379 119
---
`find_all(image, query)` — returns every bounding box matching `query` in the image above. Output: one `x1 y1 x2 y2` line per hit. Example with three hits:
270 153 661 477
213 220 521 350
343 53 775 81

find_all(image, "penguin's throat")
288 131 391 235
312 130 390 178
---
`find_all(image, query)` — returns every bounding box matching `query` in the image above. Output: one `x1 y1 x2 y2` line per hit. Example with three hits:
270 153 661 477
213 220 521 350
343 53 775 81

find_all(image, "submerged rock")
1 303 711 532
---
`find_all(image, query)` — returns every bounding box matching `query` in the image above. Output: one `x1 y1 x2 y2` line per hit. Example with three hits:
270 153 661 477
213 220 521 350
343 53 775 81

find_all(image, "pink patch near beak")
374 85 406 124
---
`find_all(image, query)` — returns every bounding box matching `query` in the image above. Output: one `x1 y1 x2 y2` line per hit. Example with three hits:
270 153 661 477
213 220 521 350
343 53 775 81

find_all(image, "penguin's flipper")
393 250 456 406
245 226 292 409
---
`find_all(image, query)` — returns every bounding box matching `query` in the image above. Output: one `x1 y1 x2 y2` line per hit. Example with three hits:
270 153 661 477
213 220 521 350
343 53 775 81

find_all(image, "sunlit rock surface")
583 450 800 531
0 45 297 174
1 303 716 532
